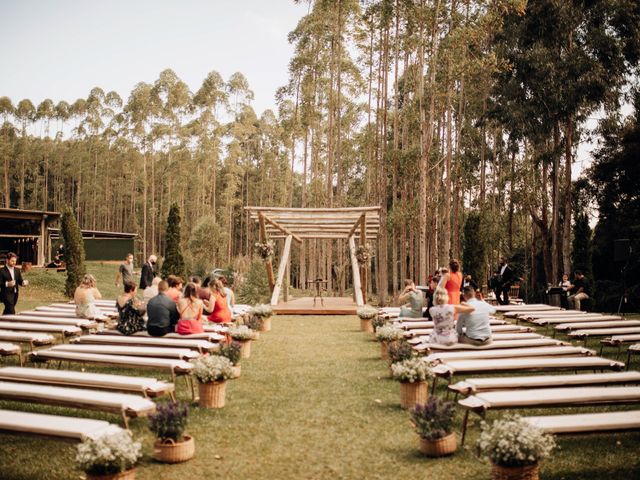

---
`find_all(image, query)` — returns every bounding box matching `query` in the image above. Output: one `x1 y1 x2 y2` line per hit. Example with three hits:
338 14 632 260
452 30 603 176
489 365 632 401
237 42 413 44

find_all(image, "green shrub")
148 401 189 442
237 260 270 304
387 340 414 364
411 397 455 440
162 203 186 279
61 207 86 298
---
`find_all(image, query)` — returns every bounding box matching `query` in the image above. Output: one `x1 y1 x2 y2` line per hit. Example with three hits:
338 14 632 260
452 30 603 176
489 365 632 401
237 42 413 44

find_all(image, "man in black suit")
496 256 514 305
1 252 28 315
140 254 157 290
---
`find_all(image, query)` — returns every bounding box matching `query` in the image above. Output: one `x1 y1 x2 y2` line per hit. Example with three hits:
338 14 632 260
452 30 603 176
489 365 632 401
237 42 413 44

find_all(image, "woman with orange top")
176 283 205 335
438 259 463 305
207 279 232 324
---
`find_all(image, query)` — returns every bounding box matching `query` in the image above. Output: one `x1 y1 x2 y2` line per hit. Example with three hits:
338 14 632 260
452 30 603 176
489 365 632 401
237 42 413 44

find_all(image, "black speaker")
614 239 631 263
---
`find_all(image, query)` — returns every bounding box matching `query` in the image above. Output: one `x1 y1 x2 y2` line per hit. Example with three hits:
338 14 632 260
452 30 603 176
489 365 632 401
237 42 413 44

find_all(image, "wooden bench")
0 343 22 366
1 314 98 330
72 334 219 353
0 322 81 340
50 344 201 361
425 345 593 364
0 330 54 350
522 410 640 434
414 338 566 354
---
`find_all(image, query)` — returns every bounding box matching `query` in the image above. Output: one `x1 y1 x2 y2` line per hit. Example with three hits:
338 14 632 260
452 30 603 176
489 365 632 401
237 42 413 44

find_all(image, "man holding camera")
1 252 28 315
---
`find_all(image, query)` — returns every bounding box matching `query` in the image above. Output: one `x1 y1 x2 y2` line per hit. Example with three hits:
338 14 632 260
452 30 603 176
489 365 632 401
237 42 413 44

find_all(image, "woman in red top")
438 259 463 305
176 283 205 334
207 279 232 324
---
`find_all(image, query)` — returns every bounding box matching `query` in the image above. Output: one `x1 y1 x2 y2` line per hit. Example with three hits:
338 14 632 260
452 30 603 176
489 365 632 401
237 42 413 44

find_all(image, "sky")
0 0 310 115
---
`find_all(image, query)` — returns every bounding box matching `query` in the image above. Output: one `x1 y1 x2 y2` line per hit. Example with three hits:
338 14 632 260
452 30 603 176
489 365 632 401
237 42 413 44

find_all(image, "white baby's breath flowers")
391 357 434 383
76 429 141 475
229 325 259 341
357 305 378 320
477 415 556 467
192 355 234 383
375 325 404 343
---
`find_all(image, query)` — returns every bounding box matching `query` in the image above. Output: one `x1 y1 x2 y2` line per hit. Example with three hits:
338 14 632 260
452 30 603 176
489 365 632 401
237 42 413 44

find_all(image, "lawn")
0 265 639 479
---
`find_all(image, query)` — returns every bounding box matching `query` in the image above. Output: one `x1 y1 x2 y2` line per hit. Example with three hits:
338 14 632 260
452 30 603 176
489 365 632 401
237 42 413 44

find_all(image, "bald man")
140 254 157 290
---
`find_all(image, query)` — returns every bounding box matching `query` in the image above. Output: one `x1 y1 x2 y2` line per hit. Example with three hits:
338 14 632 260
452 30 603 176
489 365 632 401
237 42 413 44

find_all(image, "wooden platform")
273 297 358 315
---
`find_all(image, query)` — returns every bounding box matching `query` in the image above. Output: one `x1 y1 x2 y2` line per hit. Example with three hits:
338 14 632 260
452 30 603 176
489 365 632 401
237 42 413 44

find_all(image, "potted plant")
477 415 555 480
192 355 234 408
251 304 274 332
76 429 142 480
217 341 242 378
228 325 259 358
149 401 194 463
410 397 457 457
357 305 378 333
391 357 432 408
371 314 388 334
387 339 414 365
375 325 404 359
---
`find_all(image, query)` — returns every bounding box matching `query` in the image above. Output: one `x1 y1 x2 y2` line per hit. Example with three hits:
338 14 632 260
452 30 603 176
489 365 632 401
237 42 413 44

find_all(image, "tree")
462 212 485 285
61 207 86 297
162 203 186 279
571 212 592 280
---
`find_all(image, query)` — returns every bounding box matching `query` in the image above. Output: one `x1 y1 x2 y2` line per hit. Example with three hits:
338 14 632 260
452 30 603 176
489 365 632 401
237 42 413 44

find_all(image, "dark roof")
48 228 137 239
0 208 61 220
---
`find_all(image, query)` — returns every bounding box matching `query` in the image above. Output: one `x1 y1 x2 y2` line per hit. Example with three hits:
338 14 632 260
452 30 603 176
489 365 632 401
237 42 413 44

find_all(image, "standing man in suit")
140 254 157 290
1 252 28 315
496 256 514 305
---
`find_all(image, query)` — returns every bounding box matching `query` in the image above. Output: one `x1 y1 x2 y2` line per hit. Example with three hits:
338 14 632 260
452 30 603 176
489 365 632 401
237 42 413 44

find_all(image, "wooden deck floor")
273 296 358 315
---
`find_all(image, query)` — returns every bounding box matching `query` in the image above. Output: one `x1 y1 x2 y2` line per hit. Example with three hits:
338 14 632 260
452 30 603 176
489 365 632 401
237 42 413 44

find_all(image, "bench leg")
461 409 470 446
122 412 130 430
627 350 631 371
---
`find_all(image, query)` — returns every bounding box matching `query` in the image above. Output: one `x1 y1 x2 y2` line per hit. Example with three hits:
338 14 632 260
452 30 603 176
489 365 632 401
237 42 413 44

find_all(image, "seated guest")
462 274 478 291
74 274 103 319
456 286 494 345
399 279 424 318
189 275 202 288
568 271 590 310
198 275 214 308
559 274 571 292
147 280 179 337
429 286 474 346
176 282 205 334
207 279 232 324
422 278 438 319
219 276 235 311
116 281 146 335
143 277 162 304
165 275 184 304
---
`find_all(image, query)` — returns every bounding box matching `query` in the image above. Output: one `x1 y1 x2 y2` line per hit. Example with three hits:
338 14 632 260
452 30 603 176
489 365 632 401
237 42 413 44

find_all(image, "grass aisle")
2 312 640 479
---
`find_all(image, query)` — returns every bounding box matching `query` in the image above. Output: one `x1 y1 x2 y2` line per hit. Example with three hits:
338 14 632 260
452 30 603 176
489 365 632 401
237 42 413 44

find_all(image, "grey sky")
0 0 309 115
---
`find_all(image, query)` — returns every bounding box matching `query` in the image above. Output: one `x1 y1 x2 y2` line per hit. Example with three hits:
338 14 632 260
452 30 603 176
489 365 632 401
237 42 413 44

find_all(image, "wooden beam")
269 234 378 240
271 235 293 306
259 214 275 292
349 235 364 306
347 213 365 238
246 206 381 213
262 217 302 243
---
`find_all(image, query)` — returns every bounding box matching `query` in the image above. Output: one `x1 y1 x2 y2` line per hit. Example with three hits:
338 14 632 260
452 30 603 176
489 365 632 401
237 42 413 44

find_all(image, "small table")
307 279 328 307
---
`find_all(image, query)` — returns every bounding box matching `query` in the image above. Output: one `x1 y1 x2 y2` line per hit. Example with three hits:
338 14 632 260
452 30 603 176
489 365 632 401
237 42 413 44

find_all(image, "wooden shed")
0 208 60 266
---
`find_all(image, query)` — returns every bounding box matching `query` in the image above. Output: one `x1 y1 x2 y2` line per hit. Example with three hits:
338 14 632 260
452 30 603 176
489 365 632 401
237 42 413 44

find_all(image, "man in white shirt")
0 252 28 315
457 286 495 345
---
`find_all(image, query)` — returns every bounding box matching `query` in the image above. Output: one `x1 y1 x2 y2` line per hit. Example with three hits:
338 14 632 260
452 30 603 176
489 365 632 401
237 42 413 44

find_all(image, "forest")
1 0 639 308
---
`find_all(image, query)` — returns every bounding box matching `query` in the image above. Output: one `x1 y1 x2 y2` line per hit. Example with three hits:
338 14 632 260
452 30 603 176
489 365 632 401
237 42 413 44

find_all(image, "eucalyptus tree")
36 99 55 209
14 99 35 209
0 96 14 207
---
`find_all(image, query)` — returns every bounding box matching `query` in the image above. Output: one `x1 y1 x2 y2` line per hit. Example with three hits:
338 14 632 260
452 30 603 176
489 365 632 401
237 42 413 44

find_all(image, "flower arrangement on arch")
356 244 372 265
477 415 556 468
254 240 275 260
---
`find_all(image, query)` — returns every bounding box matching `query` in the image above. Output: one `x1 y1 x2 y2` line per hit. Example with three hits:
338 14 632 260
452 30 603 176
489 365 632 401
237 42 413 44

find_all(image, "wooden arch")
245 206 381 307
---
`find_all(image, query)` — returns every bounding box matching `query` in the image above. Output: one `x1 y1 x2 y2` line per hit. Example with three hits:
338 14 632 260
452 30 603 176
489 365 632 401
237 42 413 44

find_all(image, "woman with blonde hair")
207 279 232 324
428 286 474 345
74 274 103 319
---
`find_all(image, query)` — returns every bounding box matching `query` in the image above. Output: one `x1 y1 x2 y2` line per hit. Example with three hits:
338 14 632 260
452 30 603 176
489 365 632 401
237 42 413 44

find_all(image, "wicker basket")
260 317 272 332
238 339 252 359
87 468 136 480
380 342 389 359
418 432 457 457
399 381 428 409
198 380 227 408
360 318 374 333
230 364 241 378
153 435 195 463
491 463 539 480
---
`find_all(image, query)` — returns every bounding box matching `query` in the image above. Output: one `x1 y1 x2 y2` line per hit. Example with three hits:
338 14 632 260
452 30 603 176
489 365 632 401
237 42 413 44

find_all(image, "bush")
192 355 234 383
477 415 556 467
245 314 263 331
149 401 189 442
162 203 186 279
375 325 404 343
237 260 270 305
391 357 433 383
217 341 242 365
372 315 388 331
76 429 141 475
61 207 86 298
411 397 455 441
387 340 414 364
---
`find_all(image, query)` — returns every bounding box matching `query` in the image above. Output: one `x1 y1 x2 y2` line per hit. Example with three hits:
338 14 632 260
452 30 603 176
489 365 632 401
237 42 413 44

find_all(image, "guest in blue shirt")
456 286 495 345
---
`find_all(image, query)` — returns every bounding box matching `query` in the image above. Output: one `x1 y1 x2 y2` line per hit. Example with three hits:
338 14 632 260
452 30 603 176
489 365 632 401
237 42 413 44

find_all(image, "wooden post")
271 235 293 306
284 256 290 302
360 214 367 304
349 235 364 306
259 213 275 293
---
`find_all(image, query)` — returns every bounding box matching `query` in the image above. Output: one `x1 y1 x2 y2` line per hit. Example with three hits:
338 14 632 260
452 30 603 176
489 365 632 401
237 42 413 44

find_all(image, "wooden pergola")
245 206 381 307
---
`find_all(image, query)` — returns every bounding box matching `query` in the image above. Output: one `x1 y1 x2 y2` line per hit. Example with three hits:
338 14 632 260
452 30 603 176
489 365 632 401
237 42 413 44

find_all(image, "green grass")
1 266 640 479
